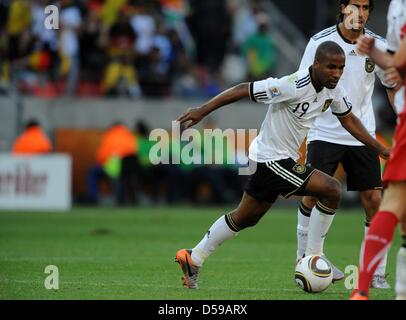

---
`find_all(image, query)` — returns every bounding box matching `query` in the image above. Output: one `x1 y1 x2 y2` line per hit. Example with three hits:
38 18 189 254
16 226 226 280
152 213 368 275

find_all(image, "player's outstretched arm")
176 83 250 128
337 112 390 160
357 35 394 70
391 37 406 76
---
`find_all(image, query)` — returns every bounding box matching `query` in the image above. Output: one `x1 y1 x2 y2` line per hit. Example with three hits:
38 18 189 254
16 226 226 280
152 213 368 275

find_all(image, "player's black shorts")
244 158 316 204
306 140 382 191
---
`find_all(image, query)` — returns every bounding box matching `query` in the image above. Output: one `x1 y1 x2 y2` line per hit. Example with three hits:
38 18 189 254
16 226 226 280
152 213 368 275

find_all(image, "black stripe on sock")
225 214 240 232
299 202 312 217
402 235 406 249
316 202 336 215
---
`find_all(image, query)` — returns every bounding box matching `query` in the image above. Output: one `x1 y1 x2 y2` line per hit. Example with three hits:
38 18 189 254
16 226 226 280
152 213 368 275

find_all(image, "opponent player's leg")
396 215 406 300
399 212 406 297
355 182 406 298
351 114 406 299
298 169 342 256
175 192 272 289
359 190 381 224
296 141 341 260
360 189 390 288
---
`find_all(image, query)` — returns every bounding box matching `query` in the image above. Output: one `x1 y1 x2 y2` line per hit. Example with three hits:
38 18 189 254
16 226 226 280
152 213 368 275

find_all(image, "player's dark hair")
338 0 374 22
315 41 345 63
135 120 149 136
25 119 39 129
110 121 123 128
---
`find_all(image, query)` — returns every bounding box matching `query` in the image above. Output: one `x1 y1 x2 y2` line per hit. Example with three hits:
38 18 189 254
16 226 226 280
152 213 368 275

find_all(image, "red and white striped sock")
358 211 399 295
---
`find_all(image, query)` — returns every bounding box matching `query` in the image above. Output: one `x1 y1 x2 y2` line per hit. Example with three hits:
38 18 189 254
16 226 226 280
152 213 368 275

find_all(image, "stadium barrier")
0 154 72 211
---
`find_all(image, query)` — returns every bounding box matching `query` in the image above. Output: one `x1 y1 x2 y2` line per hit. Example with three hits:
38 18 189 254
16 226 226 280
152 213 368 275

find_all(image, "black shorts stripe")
271 161 305 185
244 159 315 204
266 161 303 187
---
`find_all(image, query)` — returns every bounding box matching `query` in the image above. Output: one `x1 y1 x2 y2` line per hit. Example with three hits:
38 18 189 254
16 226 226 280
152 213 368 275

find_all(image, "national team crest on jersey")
271 87 281 98
365 58 375 73
322 99 333 112
293 164 307 174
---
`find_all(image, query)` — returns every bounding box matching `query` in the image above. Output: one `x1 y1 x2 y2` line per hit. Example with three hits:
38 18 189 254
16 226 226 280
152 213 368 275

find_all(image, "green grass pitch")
0 206 400 300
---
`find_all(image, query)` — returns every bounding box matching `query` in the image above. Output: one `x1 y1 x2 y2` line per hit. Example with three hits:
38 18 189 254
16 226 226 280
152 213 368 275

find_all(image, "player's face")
316 54 346 89
341 0 371 31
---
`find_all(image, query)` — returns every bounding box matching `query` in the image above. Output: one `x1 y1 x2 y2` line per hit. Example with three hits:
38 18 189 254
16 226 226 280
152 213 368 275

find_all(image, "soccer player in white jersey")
174 41 390 289
295 0 398 289
350 0 406 300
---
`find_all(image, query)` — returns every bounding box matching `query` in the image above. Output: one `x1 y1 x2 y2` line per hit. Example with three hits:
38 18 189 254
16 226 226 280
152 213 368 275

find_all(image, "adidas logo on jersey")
348 50 357 56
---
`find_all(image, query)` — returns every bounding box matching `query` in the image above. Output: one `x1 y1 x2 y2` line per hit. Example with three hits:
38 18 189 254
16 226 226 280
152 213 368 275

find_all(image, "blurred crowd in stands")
5 1 396 207
86 120 248 206
0 0 277 99
12 118 247 206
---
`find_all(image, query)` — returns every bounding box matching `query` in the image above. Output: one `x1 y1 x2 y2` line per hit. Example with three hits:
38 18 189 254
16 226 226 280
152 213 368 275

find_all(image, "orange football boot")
349 290 369 300
175 249 200 289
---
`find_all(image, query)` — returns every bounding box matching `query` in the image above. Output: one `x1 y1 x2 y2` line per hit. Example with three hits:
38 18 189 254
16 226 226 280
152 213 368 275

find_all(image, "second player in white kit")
295 0 397 288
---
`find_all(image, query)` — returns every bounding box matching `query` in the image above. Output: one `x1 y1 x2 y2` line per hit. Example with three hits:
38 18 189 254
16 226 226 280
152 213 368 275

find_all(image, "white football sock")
364 225 388 276
297 202 311 259
396 247 406 300
191 215 238 267
306 202 335 256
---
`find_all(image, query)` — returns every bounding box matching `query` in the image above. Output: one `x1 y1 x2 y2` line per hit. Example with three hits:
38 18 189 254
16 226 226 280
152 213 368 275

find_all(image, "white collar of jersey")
336 23 365 45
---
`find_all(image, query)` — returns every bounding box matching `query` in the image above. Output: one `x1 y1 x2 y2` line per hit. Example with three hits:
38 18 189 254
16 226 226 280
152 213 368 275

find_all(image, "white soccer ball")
294 255 333 293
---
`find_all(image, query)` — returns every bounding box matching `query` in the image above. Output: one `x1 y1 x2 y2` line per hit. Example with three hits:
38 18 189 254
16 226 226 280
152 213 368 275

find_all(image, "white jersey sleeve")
330 85 353 117
386 0 400 53
249 76 296 105
386 0 406 114
299 38 317 70
374 65 396 88
375 39 397 88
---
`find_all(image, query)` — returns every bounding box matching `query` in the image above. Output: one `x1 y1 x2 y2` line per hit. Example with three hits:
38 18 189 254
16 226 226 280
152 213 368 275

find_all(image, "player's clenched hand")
384 67 403 89
176 107 206 128
356 35 375 56
380 147 391 161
